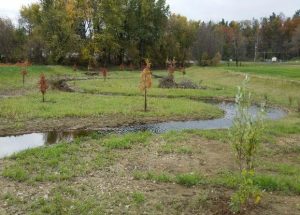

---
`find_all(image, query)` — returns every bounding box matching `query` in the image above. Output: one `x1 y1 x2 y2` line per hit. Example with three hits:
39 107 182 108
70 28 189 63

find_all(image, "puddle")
0 102 286 158
0 131 91 158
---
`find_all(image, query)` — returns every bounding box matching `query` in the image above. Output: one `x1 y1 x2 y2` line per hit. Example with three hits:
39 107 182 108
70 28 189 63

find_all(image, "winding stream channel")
0 102 286 158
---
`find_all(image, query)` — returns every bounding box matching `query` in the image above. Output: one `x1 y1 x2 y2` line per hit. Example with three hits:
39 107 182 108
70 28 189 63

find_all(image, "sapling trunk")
144 88 147 112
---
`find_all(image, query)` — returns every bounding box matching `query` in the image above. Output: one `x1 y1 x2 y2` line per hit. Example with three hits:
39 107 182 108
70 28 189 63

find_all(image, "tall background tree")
1 0 299 66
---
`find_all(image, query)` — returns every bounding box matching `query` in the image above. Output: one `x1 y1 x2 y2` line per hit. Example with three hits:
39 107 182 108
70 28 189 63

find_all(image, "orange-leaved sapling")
20 60 30 86
20 68 28 86
100 68 108 81
39 73 49 102
119 63 125 71
167 57 176 77
139 59 152 112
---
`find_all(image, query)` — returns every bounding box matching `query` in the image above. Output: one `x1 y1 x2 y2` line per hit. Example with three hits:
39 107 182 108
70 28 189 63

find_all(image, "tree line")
0 0 299 67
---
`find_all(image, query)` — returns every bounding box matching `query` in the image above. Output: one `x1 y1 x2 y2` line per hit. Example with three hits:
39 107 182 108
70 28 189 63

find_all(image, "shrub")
175 173 202 187
229 76 265 212
230 75 265 171
200 52 210 66
132 192 145 204
230 170 262 213
211 52 222 66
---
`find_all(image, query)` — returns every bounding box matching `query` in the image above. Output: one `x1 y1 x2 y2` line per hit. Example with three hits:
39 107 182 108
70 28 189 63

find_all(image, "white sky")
166 0 299 21
0 0 299 24
0 0 38 23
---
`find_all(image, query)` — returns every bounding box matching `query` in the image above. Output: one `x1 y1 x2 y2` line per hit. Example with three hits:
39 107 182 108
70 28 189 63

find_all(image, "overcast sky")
166 0 299 21
0 0 299 24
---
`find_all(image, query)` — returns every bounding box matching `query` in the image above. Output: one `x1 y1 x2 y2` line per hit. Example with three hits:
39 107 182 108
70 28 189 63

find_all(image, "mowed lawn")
221 63 300 80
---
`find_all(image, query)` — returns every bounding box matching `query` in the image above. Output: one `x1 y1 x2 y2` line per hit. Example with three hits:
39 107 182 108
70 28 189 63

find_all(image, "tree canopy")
1 0 300 65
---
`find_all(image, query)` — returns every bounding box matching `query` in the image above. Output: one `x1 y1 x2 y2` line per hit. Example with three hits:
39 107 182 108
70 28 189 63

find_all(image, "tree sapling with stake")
139 59 152 112
39 73 49 102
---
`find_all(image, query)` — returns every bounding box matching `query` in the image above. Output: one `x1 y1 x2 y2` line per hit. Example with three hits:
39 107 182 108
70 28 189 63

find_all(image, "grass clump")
132 192 146 204
133 171 173 183
253 174 300 194
30 192 104 215
213 171 300 195
175 173 204 187
184 129 229 142
161 131 190 143
133 171 204 187
2 167 29 182
103 132 152 149
158 144 193 155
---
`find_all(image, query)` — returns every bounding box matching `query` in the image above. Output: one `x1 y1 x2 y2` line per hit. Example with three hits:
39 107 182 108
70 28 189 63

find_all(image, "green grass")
133 171 173 183
1 132 151 183
263 162 300 176
132 192 146 204
2 138 115 183
213 171 300 195
175 173 204 187
158 143 194 155
73 66 300 111
75 70 234 99
0 91 223 122
0 65 80 92
103 132 152 149
30 191 105 214
222 64 300 80
254 174 300 194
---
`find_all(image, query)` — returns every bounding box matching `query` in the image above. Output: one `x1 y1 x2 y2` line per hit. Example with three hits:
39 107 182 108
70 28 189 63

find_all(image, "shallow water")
0 102 286 158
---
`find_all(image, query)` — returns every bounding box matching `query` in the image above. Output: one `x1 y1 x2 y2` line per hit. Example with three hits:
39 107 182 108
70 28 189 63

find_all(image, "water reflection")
0 131 91 158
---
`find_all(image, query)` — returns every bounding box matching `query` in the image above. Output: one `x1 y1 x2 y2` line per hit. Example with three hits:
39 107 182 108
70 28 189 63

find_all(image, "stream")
0 102 286 158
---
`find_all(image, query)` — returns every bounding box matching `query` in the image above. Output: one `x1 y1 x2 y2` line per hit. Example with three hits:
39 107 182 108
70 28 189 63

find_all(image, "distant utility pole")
254 34 259 62
254 43 257 62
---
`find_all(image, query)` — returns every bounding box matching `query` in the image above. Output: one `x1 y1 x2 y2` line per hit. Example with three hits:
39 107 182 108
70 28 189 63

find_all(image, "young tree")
167 57 176 76
211 52 222 66
230 76 265 171
139 59 152 112
200 52 210 66
39 73 49 102
229 76 265 212
20 69 28 86
100 67 108 81
19 60 31 86
119 63 125 71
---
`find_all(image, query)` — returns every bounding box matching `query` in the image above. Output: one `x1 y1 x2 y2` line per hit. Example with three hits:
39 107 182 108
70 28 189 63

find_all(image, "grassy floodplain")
0 63 299 214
